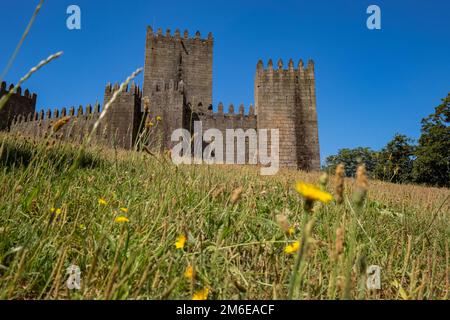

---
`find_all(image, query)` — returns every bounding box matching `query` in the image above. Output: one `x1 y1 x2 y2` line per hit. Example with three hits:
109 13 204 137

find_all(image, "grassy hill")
0 133 448 300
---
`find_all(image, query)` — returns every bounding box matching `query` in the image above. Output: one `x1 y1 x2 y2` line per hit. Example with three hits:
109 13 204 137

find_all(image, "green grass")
0 133 448 300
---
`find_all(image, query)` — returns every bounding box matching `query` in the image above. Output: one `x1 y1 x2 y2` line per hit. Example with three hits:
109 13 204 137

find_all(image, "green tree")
412 93 450 187
324 147 378 177
373 134 415 183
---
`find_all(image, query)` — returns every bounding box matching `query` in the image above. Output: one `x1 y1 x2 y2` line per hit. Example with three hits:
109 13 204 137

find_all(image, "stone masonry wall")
199 103 257 164
103 83 143 149
297 60 320 171
0 81 37 131
10 83 143 150
146 79 184 149
255 59 300 169
143 28 213 115
255 58 320 171
9 104 101 145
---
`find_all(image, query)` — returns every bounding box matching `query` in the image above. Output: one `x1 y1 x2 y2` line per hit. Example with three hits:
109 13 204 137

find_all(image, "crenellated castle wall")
9 103 102 144
9 83 144 150
199 103 258 164
200 102 257 132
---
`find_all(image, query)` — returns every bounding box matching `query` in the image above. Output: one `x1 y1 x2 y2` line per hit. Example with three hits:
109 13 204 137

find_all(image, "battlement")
146 26 213 43
256 59 315 77
255 56 320 170
9 101 108 148
0 81 37 102
12 103 102 125
205 102 256 118
104 82 142 97
198 103 258 140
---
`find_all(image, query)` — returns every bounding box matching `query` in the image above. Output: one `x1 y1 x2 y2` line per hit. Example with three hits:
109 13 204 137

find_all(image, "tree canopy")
323 93 449 188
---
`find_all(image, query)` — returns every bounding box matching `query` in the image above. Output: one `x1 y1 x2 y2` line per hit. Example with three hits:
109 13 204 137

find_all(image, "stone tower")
255 59 320 171
143 27 213 148
102 82 142 149
143 27 213 113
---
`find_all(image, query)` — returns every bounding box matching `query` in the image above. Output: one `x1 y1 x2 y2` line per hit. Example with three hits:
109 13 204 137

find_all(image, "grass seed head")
230 187 243 204
353 164 369 207
276 214 290 233
319 172 329 190
142 96 150 112
335 227 345 259
335 164 345 204
52 116 71 133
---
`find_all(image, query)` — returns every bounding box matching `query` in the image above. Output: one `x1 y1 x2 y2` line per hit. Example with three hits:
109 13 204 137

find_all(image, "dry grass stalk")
231 187 243 204
0 0 44 82
276 214 290 233
335 227 345 259
52 116 71 133
335 164 345 204
0 51 63 111
353 164 369 207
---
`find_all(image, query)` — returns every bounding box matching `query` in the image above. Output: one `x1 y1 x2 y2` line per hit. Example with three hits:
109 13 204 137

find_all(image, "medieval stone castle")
1 27 320 171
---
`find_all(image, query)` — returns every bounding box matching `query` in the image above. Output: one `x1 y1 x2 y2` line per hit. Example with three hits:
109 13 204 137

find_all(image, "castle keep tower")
143 28 213 148
255 59 320 170
143 27 213 114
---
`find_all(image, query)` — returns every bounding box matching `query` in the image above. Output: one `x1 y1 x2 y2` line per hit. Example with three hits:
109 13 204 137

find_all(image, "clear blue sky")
1 0 449 162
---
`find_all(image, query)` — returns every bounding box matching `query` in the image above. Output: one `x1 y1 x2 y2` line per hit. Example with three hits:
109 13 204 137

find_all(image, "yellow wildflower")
175 235 187 249
98 198 108 205
115 216 130 223
192 288 209 300
120 207 129 213
284 241 300 254
295 182 333 203
184 265 194 279
156 116 162 121
288 227 295 236
50 208 62 215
